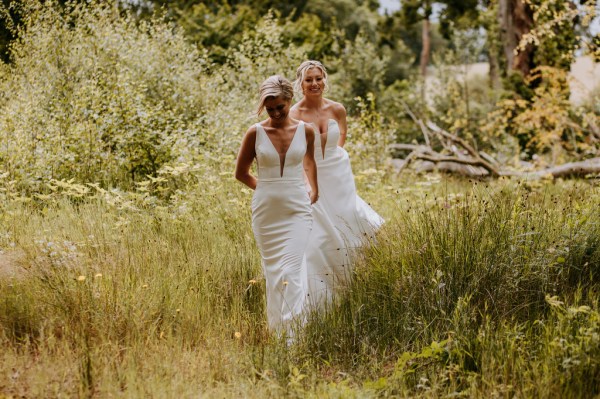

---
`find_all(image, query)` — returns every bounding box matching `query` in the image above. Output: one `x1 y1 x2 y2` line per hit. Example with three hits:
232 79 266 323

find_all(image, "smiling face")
301 67 325 97
264 95 291 121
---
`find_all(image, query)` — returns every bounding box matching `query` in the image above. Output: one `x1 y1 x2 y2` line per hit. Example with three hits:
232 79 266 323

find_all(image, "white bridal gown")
306 119 384 307
252 122 312 333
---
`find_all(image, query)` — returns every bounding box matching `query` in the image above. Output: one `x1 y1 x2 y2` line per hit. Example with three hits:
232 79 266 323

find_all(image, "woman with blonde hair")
290 60 383 307
235 75 319 335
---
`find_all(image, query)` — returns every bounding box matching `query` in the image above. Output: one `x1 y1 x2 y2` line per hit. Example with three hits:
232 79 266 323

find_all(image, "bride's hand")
310 191 319 205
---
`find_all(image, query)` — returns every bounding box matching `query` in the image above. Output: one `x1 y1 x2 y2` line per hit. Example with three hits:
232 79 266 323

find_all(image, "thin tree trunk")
483 0 501 89
488 45 501 89
420 17 431 77
498 0 514 75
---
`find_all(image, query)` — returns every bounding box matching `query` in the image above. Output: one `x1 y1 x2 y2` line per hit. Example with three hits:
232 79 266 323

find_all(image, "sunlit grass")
0 175 598 397
0 1 598 396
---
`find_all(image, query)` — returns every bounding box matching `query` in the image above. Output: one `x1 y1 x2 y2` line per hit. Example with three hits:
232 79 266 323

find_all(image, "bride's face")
264 96 291 121
301 67 325 97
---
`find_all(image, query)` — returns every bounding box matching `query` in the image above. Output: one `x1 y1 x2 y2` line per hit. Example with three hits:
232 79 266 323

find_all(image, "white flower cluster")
35 238 80 266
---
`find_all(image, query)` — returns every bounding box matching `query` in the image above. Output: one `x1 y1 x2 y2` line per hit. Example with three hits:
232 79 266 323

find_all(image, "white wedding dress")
306 119 383 307
252 122 312 333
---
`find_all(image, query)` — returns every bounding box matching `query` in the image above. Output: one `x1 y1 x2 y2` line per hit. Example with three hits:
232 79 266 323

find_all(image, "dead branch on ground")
392 103 600 179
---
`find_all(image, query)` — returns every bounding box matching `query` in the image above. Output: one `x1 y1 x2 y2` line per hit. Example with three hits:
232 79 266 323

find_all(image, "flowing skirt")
306 147 383 307
252 178 312 332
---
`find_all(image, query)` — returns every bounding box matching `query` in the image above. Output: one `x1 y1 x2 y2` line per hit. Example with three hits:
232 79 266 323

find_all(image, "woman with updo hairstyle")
290 60 383 308
235 75 318 336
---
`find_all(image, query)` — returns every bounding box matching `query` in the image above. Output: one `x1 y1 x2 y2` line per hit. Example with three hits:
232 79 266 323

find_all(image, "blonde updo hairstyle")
293 60 329 96
256 75 294 115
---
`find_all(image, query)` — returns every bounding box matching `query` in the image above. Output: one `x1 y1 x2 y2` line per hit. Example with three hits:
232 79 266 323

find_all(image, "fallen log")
392 156 600 179
395 103 600 179
516 157 600 179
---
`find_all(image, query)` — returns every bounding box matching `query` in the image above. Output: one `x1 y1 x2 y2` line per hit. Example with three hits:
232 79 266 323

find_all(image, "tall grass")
1 176 598 397
0 2 598 397
299 177 599 396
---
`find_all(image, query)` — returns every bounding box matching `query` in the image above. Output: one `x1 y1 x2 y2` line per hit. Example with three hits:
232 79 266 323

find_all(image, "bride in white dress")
235 75 319 335
290 61 384 307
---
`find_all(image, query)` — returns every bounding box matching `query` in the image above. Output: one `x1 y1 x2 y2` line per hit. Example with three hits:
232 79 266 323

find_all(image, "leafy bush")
0 1 209 190
483 66 598 163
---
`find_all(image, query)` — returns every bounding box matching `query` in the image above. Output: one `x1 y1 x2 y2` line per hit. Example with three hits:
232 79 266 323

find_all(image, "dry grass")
0 175 598 398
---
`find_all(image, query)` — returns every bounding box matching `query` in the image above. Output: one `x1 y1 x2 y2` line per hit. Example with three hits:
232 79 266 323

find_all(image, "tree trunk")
498 0 513 75
488 48 501 89
511 0 534 76
420 17 431 77
482 1 501 89
499 0 534 77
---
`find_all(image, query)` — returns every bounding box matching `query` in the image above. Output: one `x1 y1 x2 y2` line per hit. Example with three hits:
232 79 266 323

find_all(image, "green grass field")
1 174 598 398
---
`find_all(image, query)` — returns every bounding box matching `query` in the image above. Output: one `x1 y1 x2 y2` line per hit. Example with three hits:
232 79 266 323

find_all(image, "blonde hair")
256 75 294 115
293 60 329 96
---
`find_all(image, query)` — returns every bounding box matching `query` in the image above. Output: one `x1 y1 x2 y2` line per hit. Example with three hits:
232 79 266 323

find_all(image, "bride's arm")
303 125 319 204
234 127 258 190
336 104 348 147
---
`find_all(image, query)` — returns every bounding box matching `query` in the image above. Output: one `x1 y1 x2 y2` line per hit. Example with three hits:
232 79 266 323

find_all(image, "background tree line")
3 1 596 79
0 0 598 188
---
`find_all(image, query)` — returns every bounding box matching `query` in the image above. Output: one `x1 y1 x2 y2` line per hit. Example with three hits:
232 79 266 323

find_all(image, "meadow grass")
0 174 599 398
0 2 598 397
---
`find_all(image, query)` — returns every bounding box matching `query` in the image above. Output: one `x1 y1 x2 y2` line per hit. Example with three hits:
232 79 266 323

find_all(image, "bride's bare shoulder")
245 124 258 135
325 99 346 118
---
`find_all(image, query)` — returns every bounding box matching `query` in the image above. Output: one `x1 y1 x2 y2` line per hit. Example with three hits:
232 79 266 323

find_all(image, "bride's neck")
269 116 290 128
303 96 324 110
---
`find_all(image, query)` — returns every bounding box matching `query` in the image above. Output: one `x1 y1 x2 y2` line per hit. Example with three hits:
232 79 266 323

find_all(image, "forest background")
0 0 599 397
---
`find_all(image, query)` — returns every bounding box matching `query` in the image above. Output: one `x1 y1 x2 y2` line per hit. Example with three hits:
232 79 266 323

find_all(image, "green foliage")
437 0 480 38
281 12 339 60
530 0 578 70
484 66 598 162
399 0 480 39
428 32 499 148
136 0 381 64
306 0 379 40
517 0 598 71
589 34 600 62
327 32 389 112
160 2 263 64
346 93 395 175
379 78 426 145
0 1 207 190
0 0 18 63
384 4 450 75
0 0 397 203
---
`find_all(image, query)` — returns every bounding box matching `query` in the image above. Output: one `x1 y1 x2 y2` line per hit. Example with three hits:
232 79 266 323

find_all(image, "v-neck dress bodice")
255 123 306 180
314 119 340 161
305 119 384 308
251 121 312 336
